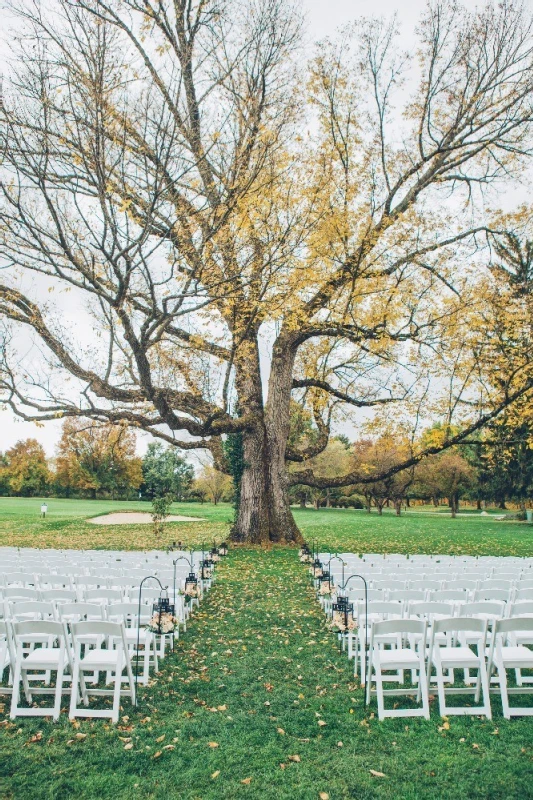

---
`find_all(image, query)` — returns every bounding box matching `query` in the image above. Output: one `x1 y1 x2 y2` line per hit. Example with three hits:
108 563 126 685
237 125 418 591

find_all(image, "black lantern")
200 559 213 580
219 542 229 557
152 587 176 634
299 543 313 564
210 545 221 563
331 597 355 633
311 558 323 579
184 572 199 601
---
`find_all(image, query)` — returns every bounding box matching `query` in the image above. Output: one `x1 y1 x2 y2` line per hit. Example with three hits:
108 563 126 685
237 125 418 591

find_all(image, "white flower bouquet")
146 612 178 633
328 611 357 632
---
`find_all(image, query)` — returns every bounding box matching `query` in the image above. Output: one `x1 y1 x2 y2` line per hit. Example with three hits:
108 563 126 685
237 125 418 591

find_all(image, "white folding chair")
0 620 15 694
489 617 533 718
69 621 136 723
106 602 158 685
40 589 78 605
428 617 491 719
10 620 71 722
366 619 430 720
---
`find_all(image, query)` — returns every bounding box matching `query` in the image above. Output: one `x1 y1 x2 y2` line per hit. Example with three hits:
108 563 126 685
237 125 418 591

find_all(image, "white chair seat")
376 649 420 667
499 645 533 665
23 648 63 668
81 650 123 667
436 646 480 667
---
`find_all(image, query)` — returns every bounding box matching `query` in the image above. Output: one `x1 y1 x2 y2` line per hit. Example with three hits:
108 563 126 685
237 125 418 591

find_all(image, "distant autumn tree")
194 465 232 506
416 450 474 517
2 1 533 542
352 435 414 515
2 438 50 496
55 419 142 498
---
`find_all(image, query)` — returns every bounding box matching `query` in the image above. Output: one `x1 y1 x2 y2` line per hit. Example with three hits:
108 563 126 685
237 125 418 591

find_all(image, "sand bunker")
88 512 205 525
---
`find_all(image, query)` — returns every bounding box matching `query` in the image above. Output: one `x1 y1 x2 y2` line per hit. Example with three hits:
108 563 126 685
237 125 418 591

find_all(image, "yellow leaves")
153 751 162 759
25 731 43 745
124 743 133 751
437 721 450 732
118 198 132 213
288 754 301 763
319 793 330 800
208 741 219 748
277 728 285 735
317 719 327 727
156 734 165 743
369 769 386 778
211 770 220 779
241 777 253 785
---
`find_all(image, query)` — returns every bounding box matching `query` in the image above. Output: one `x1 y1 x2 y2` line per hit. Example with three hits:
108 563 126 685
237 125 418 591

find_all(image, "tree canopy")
2 0 533 541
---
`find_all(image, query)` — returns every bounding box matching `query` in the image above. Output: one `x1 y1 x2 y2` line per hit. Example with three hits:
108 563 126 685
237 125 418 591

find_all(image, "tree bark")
230 335 302 544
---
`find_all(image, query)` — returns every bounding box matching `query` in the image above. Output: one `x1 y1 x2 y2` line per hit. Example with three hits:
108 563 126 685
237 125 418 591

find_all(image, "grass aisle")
1 549 533 799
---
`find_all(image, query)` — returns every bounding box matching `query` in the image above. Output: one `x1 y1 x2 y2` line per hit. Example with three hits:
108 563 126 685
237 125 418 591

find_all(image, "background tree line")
0 420 232 504
1 414 533 515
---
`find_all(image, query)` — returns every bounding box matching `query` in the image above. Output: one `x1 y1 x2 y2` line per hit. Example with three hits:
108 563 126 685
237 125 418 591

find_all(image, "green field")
1 496 533 556
1 498 533 799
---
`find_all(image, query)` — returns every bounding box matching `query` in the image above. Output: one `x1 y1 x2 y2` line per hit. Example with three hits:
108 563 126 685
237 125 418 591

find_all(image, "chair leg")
53 664 64 723
435 656 448 717
9 660 22 720
479 659 492 720
69 660 81 718
111 665 122 724
498 660 511 720
418 659 430 720
374 657 385 721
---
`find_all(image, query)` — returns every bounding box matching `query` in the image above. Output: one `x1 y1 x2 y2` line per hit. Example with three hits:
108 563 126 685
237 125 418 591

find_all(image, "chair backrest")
459 601 505 619
12 619 66 640
372 618 427 637
509 601 533 617
389 590 426 602
516 579 533 591
514 588 533 602
70 620 124 639
58 602 105 621
3 572 36 586
106 602 151 625
408 601 455 620
84 589 123 603
372 580 406 591
474 589 510 602
8 601 57 621
433 616 488 635
38 575 73 588
494 617 533 635
410 580 441 591
364 601 403 618
430 590 467 603
2 588 40 601
40 589 78 603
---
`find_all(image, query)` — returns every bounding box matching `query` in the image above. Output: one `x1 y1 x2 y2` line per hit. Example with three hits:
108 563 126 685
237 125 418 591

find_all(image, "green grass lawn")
1 499 533 799
1 496 533 556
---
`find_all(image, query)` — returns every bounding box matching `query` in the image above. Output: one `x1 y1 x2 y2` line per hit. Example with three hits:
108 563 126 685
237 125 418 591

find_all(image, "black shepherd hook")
172 552 194 609
338 573 369 705
135 575 165 708
327 553 347 588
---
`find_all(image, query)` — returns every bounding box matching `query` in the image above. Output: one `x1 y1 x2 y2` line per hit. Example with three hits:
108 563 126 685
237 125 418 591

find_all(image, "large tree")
55 419 142 497
141 441 194 499
2 438 50 496
2 0 533 542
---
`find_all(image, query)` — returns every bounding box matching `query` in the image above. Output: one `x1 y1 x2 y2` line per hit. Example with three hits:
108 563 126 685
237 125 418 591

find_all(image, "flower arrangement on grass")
319 581 335 597
328 611 357 632
146 612 179 634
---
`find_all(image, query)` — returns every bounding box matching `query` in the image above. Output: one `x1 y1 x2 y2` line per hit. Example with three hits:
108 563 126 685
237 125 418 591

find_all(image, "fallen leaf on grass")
370 770 386 778
153 751 162 759
320 793 330 800
208 741 219 748
163 745 175 751
317 720 327 727
241 777 253 785
156 734 165 743
124 743 133 751
211 771 220 779
26 732 43 745
288 754 301 762
277 728 285 735
75 733 87 740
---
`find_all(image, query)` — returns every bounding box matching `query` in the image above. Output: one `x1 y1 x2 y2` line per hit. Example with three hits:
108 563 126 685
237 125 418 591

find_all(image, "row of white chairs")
1 619 138 723
327 587 533 606
363 616 533 721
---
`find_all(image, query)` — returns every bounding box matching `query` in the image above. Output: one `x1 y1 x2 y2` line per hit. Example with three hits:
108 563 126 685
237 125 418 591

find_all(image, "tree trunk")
230 334 302 545
394 499 402 516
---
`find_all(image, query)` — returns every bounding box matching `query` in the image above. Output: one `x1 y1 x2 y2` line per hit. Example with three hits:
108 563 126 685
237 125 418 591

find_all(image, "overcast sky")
0 0 527 456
